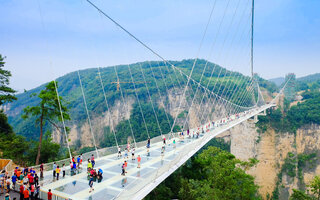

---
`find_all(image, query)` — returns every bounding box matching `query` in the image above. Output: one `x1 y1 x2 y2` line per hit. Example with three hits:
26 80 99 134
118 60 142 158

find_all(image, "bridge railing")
29 131 176 174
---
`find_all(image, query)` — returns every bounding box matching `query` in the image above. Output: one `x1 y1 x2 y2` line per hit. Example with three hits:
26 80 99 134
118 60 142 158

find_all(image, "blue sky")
0 0 319 92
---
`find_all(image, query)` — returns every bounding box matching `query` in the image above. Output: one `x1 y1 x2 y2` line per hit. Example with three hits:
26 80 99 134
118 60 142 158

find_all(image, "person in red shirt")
47 189 53 200
20 184 24 200
28 174 34 185
23 188 29 200
137 155 141 168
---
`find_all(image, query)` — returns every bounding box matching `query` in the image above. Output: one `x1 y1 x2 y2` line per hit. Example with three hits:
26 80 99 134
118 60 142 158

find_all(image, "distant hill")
269 77 285 86
4 59 276 148
297 73 320 83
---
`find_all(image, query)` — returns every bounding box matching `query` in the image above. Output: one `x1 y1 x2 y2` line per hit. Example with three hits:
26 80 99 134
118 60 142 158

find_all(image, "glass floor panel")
134 167 154 178
111 177 135 189
151 160 169 168
87 188 118 200
55 181 88 195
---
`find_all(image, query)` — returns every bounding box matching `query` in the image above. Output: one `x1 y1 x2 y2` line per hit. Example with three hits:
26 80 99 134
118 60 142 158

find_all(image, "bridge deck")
38 104 273 200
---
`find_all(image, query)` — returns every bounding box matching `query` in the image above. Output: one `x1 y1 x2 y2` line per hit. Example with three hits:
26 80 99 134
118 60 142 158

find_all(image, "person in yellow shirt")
87 160 92 171
56 166 61 180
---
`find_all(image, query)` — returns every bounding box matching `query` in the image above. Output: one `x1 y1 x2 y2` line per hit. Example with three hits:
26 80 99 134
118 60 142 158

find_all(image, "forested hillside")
5 59 276 150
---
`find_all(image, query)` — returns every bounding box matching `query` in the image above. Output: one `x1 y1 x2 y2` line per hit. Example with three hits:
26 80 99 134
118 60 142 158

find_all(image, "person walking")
34 174 39 187
147 138 150 152
56 166 60 180
88 175 94 193
39 164 43 178
62 164 66 178
77 156 81 168
121 163 125 176
131 148 135 160
52 162 57 178
137 155 141 168
4 192 11 200
11 174 17 190
91 155 95 168
23 187 29 200
118 147 121 158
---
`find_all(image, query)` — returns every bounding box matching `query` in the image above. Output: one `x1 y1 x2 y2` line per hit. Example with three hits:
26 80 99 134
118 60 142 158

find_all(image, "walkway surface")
38 104 273 200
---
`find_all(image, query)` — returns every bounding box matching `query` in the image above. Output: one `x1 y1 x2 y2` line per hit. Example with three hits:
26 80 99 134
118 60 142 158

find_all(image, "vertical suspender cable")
36 0 72 161
53 80 72 161
113 66 137 149
97 67 119 148
77 70 99 157
127 64 150 139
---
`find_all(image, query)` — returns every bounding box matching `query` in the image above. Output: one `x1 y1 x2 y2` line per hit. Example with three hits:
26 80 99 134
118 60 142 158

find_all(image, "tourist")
121 163 125 176
52 162 57 177
118 147 121 158
89 175 94 193
11 173 17 190
34 174 39 187
80 154 83 166
87 160 92 171
56 166 60 180
47 189 52 200
77 156 81 168
72 162 77 173
30 183 35 199
173 139 176 148
34 186 40 200
131 148 135 160
6 176 11 192
163 135 166 145
23 187 29 200
124 161 128 173
91 154 95 168
137 155 141 168
39 164 43 178
62 164 66 178
147 138 150 152
19 184 24 200
70 162 73 175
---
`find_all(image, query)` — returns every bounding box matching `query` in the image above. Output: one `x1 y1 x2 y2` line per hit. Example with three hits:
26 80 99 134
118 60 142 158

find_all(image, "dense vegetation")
145 140 261 200
257 89 320 134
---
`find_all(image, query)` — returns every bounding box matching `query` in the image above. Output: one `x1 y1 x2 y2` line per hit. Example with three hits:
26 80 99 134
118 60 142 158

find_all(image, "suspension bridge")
5 0 292 199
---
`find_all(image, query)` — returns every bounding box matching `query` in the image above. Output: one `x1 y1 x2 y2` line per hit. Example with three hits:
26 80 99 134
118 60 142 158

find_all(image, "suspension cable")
137 63 164 137
97 67 119 148
127 64 150 139
77 70 99 157
113 66 137 149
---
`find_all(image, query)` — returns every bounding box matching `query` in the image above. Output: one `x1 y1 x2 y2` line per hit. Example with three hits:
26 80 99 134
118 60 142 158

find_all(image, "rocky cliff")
219 120 320 200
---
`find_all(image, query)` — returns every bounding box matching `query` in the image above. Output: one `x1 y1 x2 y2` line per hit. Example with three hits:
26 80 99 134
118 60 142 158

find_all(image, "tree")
178 147 260 200
0 54 17 105
290 189 312 200
22 81 70 165
309 176 320 200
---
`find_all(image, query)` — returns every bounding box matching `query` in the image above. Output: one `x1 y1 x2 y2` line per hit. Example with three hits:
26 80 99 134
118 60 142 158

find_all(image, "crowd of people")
0 166 41 200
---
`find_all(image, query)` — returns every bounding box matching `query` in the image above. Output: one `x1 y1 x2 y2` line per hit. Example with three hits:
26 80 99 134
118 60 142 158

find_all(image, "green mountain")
5 59 275 148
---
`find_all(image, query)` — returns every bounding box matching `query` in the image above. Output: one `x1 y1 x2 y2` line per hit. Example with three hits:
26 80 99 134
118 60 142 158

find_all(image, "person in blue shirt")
73 162 77 173
77 156 81 168
12 174 17 189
